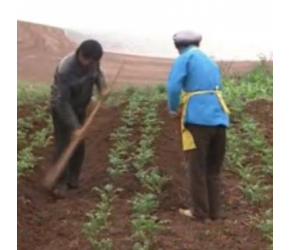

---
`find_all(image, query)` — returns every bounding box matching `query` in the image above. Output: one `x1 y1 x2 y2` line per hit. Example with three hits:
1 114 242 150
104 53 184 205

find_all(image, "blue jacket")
167 46 230 127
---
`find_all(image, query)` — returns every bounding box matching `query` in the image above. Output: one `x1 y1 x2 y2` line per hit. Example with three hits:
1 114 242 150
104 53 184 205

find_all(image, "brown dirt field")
17 20 273 87
18 20 272 250
18 106 123 250
154 103 268 250
245 99 273 145
18 101 270 250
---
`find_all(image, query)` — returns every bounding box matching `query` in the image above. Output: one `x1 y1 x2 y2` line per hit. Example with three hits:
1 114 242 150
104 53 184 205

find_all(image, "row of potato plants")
224 70 273 249
129 90 169 250
82 90 146 250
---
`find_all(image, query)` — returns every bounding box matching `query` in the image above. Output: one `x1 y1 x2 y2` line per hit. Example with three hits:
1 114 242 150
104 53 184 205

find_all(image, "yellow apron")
180 89 230 151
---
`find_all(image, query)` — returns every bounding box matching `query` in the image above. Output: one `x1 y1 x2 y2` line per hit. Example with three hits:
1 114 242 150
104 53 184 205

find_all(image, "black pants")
184 124 226 220
51 109 86 188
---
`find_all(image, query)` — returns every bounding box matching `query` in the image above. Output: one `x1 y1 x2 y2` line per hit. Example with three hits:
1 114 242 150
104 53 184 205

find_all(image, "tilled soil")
245 99 273 144
17 102 271 250
17 20 273 250
154 104 268 250
17 106 122 250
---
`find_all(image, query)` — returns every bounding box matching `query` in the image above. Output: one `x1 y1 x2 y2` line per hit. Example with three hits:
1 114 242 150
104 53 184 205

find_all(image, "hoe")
43 63 124 189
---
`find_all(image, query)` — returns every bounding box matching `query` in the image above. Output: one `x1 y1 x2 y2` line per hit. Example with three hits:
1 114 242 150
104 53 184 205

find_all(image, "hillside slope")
17 21 272 86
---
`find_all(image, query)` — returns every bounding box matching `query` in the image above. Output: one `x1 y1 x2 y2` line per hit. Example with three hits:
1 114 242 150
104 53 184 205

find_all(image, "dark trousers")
184 124 226 220
51 110 86 188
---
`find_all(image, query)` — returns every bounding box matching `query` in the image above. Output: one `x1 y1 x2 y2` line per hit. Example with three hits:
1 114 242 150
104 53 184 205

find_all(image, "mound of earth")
17 21 75 84
17 20 272 87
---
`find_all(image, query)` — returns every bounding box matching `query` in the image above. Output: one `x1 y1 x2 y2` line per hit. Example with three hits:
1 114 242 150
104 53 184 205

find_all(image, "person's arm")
93 63 109 97
53 73 80 130
95 69 107 93
167 55 188 112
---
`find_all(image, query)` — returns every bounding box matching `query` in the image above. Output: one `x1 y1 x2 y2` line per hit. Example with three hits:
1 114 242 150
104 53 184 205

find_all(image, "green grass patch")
17 81 50 106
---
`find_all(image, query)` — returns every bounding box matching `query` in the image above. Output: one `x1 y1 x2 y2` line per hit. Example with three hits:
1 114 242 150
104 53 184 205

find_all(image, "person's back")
167 30 230 221
180 48 229 127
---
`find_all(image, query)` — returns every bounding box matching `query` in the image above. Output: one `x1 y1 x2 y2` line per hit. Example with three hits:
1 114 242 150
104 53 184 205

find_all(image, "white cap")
173 30 202 43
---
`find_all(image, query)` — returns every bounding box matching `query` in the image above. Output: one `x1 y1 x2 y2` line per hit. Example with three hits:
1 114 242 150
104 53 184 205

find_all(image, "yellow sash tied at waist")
180 90 230 151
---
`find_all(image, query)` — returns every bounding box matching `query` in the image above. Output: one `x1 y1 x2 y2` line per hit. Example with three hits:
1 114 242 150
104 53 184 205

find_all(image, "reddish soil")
18 102 270 250
17 20 273 87
17 20 272 250
245 99 273 145
18 106 123 250
153 104 268 250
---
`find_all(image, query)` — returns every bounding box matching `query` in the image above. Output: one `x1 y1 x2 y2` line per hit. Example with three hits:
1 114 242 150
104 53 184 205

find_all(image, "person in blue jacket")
167 30 230 221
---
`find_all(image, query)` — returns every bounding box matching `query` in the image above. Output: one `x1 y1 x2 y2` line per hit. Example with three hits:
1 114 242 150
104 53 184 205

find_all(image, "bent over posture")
167 30 230 221
50 39 108 198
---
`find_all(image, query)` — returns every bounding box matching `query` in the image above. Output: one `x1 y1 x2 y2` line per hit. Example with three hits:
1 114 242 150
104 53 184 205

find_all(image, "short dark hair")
77 39 103 61
174 40 200 50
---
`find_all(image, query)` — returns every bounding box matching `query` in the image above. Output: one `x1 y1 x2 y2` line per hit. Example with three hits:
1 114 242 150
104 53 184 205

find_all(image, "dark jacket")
50 52 105 130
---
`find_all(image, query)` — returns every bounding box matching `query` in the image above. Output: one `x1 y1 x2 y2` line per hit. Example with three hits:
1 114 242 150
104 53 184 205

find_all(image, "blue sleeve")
167 55 188 111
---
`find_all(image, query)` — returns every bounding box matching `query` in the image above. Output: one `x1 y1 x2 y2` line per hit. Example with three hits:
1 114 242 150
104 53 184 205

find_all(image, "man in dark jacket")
50 39 108 198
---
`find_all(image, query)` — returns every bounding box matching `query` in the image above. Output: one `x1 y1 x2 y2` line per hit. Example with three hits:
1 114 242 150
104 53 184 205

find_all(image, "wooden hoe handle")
43 64 123 189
